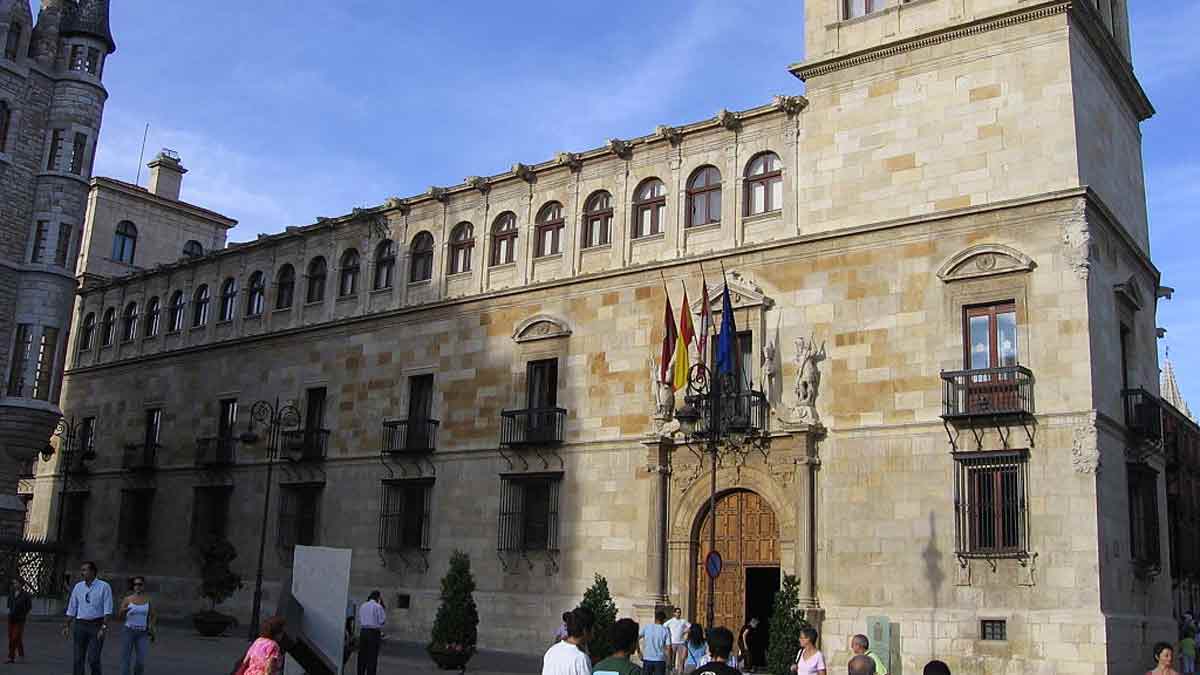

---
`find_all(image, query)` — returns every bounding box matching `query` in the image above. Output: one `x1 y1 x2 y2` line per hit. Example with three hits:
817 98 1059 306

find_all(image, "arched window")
306 257 327 304
219 278 237 322
535 202 564 258
632 178 667 239
582 191 613 249
490 212 518 267
182 240 203 258
112 221 137 264
144 297 160 337
276 264 295 309
192 285 210 327
409 232 434 283
0 100 11 154
168 291 185 332
686 166 722 227
100 307 115 346
121 302 138 342
373 240 396 290
339 249 360 297
744 152 783 216
449 223 474 275
79 312 96 350
246 271 265 317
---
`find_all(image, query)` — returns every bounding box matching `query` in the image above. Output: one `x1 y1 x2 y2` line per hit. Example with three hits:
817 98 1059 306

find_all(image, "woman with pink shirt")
789 627 826 675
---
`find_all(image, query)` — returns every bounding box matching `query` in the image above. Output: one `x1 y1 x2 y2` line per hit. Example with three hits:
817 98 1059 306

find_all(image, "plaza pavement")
11 619 542 674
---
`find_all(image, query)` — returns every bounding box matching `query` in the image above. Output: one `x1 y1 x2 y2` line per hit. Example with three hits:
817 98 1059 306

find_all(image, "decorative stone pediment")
690 271 773 314
936 244 1036 282
1114 275 1146 311
512 314 572 343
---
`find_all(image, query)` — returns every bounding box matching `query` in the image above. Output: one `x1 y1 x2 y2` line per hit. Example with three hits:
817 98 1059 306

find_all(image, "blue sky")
90 1 1200 405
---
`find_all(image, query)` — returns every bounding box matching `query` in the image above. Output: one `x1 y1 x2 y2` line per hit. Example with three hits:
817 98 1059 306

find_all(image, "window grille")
190 486 232 546
497 473 562 554
55 223 73 266
980 619 1007 641
1128 462 1161 573
61 491 89 546
379 479 433 552
278 485 322 550
953 450 1029 558
117 489 155 551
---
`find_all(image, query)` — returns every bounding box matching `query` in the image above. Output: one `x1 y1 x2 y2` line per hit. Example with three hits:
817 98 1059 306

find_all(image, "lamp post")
672 363 769 630
48 417 96 545
241 398 302 640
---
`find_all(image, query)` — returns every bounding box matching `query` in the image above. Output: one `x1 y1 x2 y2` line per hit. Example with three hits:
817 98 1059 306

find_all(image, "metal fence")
0 536 67 598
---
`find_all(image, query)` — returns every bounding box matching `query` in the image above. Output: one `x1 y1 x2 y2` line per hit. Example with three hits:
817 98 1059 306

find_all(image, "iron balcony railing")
194 435 236 467
691 389 771 438
121 443 158 471
280 428 330 462
499 407 567 447
382 419 440 454
941 366 1035 419
1123 387 1164 444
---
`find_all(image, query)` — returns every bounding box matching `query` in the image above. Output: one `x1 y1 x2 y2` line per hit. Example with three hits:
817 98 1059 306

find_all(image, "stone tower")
0 0 115 535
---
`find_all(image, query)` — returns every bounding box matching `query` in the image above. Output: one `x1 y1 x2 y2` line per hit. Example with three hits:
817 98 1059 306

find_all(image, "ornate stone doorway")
692 489 780 636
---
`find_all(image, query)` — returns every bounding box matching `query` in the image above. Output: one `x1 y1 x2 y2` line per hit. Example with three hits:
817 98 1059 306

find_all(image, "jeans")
645 659 668 675
72 621 105 675
120 628 149 675
357 628 381 675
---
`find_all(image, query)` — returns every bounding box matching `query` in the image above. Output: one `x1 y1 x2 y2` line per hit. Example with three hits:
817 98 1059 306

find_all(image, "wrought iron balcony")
1123 388 1163 444
122 443 159 471
382 418 439 454
195 435 236 467
941 366 1035 420
280 428 330 462
500 407 567 447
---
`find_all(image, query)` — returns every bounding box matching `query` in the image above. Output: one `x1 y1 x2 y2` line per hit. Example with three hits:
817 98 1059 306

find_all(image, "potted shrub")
766 575 809 675
579 574 618 662
193 538 243 637
428 551 479 670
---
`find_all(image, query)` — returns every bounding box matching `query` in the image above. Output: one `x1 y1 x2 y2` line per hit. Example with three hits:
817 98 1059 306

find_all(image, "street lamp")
241 398 303 640
48 417 97 544
672 363 770 630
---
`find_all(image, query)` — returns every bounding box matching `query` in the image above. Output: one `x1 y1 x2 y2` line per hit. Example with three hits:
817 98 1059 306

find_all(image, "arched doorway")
693 489 780 664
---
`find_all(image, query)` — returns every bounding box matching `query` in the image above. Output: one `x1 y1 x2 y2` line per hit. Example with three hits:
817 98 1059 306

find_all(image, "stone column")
641 435 672 608
782 422 822 608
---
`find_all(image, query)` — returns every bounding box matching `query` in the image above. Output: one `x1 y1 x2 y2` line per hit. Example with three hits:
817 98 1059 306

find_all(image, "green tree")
766 575 809 675
429 551 479 654
197 538 242 613
579 574 619 661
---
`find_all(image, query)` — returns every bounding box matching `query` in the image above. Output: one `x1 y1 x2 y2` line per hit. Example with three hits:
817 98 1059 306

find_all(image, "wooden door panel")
694 490 780 628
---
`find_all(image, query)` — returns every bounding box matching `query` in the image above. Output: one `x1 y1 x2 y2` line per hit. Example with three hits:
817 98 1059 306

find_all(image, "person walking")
63 561 113 675
1179 629 1197 675
594 618 643 675
683 624 708 674
234 617 287 675
542 607 594 675
6 579 32 663
356 590 386 675
737 619 759 672
639 610 671 675
788 627 825 675
117 576 155 675
921 661 950 675
665 608 689 675
693 627 741 675
849 634 886 675
847 655 875 675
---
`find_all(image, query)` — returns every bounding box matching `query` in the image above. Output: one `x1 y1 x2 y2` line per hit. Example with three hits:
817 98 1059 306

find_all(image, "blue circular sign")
705 551 723 579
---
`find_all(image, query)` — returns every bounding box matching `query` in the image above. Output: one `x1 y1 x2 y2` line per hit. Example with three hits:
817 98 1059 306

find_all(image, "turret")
60 0 114 54
28 0 64 65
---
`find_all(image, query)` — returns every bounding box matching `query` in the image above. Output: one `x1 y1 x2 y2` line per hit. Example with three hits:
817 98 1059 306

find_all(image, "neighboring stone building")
25 0 1185 671
0 0 114 536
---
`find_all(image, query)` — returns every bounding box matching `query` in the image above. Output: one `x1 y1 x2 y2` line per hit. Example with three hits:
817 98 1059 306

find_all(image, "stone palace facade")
20 0 1181 671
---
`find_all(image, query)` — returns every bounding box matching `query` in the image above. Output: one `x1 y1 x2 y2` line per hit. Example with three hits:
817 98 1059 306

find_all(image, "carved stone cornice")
773 95 809 117
511 163 536 183
555 152 583 173
426 186 448 203
716 109 742 132
654 125 683 146
385 197 411 215
607 138 633 159
465 176 491 194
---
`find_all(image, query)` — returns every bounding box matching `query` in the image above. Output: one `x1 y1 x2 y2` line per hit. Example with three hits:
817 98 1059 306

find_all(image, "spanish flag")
673 286 695 391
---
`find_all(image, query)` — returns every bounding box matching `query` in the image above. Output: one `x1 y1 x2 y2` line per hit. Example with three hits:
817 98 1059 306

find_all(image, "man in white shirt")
664 607 690 675
62 561 112 675
542 607 594 675
356 590 387 675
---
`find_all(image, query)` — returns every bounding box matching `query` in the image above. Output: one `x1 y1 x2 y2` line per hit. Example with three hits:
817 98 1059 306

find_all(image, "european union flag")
715 284 737 377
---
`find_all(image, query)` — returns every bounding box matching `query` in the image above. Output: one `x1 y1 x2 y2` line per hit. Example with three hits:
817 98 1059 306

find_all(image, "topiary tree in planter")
766 574 809 675
193 538 243 636
579 574 619 662
428 550 479 670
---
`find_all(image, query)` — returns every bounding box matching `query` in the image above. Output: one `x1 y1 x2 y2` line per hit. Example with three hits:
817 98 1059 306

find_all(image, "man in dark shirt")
594 618 643 675
695 627 740 675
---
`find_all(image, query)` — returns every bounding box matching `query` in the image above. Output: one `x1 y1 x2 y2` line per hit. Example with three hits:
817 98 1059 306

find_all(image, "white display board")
285 545 352 675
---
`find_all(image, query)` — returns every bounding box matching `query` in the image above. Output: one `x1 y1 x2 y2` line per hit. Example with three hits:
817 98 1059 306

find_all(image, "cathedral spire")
1161 347 1194 422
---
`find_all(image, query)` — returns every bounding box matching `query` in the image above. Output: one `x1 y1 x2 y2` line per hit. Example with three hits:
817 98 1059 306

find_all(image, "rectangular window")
498 473 562 553
953 450 1029 557
3 22 19 60
305 387 327 430
0 100 11 153
85 47 99 75
78 416 96 458
30 221 48 263
117 489 154 551
47 129 64 171
379 479 432 552
218 399 237 439
6 324 32 396
526 358 558 410
980 620 1007 641
964 302 1018 369
1128 463 1161 571
708 330 754 390
278 484 322 551
69 132 87 175
1120 323 1132 391
69 44 85 71
54 223 72 267
144 408 161 448
844 0 878 19
61 491 88 546
190 486 232 545
31 326 58 401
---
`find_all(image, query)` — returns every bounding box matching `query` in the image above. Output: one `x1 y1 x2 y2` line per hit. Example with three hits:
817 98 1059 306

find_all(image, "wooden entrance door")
694 490 780 629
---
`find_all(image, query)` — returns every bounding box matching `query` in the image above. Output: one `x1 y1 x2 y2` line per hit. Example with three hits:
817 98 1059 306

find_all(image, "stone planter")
193 610 236 637
428 646 475 671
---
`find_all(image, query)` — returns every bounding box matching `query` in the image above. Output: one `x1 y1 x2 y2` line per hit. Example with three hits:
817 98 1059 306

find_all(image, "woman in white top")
789 627 826 675
117 576 156 675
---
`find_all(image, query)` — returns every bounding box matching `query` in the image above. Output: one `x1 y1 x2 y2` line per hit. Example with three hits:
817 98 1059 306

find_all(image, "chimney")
147 149 187 201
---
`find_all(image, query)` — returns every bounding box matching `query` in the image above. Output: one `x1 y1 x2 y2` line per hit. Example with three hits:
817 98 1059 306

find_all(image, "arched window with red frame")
632 178 666 239
535 202 564 258
686 166 721 228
